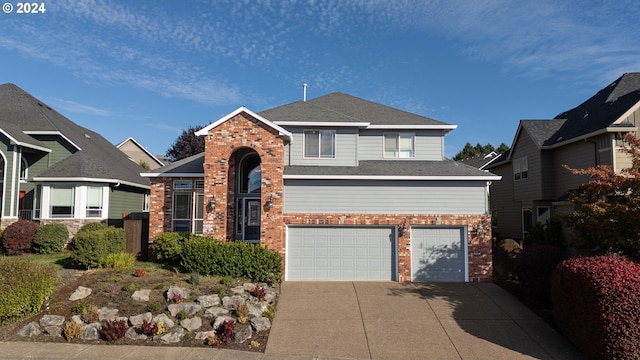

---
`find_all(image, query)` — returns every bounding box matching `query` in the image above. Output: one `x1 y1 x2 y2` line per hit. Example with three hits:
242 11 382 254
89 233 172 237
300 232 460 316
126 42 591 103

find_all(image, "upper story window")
384 133 415 158
304 130 335 159
20 158 28 181
514 157 528 180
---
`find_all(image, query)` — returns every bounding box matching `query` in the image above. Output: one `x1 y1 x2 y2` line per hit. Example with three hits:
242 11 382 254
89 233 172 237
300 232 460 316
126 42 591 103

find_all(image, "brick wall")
201 112 286 253
283 213 493 282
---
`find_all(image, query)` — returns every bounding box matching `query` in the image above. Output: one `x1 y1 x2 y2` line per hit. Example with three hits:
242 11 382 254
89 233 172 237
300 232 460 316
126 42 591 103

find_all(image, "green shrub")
1 220 39 255
153 232 188 263
71 226 125 269
77 222 107 234
0 256 57 324
32 223 69 254
101 252 135 268
180 236 283 283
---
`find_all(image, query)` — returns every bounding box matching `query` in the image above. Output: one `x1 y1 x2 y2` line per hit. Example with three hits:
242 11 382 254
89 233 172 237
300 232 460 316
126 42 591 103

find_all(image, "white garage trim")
286 225 398 281
411 227 468 282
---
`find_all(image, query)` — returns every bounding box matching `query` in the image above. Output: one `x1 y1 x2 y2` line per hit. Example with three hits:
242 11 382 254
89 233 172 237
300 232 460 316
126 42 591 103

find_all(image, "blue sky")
2 0 640 158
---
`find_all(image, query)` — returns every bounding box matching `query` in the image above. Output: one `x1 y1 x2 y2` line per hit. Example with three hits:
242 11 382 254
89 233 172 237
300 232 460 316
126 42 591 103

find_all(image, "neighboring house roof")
116 137 165 168
547 73 640 146
520 119 566 148
0 83 150 188
457 151 502 170
260 92 457 130
285 160 500 180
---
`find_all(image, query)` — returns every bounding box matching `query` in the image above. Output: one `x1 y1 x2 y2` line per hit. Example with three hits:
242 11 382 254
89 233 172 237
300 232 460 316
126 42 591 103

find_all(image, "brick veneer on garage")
283 213 493 282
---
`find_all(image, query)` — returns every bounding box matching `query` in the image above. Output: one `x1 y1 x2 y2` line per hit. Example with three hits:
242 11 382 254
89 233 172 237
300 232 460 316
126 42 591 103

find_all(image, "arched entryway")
233 149 261 242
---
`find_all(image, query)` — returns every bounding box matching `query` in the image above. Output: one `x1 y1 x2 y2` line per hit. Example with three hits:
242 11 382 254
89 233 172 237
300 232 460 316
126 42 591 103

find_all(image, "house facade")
487 73 640 240
116 137 165 170
144 92 500 282
0 83 150 236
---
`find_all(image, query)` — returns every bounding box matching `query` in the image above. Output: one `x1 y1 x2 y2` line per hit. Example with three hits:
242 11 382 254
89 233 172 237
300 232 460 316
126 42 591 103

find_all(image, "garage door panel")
288 226 395 281
412 227 467 282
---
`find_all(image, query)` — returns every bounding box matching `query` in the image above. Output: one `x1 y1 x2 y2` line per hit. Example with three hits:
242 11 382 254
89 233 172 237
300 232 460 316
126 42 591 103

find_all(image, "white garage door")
287 226 396 281
411 227 467 282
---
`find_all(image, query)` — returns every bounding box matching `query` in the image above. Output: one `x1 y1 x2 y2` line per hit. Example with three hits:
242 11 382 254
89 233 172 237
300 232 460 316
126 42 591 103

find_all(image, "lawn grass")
24 251 75 270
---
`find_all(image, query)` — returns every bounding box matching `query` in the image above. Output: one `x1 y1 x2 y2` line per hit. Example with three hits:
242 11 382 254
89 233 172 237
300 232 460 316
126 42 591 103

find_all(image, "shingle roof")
520 119 566 147
549 73 640 145
0 120 50 151
259 92 451 126
149 152 204 175
0 83 149 188
285 160 498 178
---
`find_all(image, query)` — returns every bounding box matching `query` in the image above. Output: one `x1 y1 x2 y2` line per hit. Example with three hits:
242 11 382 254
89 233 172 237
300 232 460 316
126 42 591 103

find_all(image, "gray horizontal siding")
284 179 488 214
358 130 444 161
288 128 357 166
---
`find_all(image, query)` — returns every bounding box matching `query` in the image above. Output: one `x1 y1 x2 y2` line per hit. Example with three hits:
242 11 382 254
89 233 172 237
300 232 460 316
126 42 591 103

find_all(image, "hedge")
514 244 566 306
179 235 283 283
32 223 69 254
71 226 126 269
552 256 640 359
0 256 57 324
153 232 188 263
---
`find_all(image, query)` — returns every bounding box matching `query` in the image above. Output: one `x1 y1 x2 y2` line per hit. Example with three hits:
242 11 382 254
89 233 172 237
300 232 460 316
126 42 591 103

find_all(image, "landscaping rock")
69 286 92 301
180 316 202 331
204 307 229 318
222 295 245 310
81 323 101 340
231 324 252 344
264 288 277 304
194 330 216 340
249 303 266 317
129 312 152 327
131 289 150 302
166 286 189 302
125 327 148 340
43 326 62 337
18 322 41 337
231 286 246 294
197 294 220 308
40 315 65 327
212 315 235 330
243 283 256 291
152 313 175 328
250 317 271 332
97 307 119 321
71 315 84 325
168 302 201 317
154 327 184 344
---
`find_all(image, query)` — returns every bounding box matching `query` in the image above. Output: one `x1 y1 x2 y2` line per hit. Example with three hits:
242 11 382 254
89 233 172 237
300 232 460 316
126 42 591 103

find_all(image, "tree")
166 125 205 162
453 142 509 160
563 134 640 259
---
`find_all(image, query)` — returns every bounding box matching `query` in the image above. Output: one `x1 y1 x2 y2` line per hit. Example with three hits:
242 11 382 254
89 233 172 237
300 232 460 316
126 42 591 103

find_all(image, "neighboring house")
0 83 150 235
458 151 501 170
116 137 165 170
143 92 500 282
486 73 640 240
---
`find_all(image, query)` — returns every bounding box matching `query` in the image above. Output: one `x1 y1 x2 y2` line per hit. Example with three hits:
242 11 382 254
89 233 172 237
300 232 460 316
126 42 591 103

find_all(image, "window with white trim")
514 157 528 180
172 184 204 234
50 186 74 218
85 186 103 218
384 133 415 158
20 158 28 181
304 130 335 158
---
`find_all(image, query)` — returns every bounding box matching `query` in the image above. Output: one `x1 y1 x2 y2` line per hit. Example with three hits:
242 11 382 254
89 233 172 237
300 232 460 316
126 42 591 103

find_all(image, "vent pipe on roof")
303 83 307 102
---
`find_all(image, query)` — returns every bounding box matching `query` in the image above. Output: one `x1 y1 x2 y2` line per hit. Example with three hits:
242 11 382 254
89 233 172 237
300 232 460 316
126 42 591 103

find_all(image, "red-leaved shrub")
1 220 39 255
514 244 566 306
552 256 640 360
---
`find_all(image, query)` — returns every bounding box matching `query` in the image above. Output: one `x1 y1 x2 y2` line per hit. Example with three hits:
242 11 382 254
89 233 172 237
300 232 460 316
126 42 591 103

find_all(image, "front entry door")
244 198 260 242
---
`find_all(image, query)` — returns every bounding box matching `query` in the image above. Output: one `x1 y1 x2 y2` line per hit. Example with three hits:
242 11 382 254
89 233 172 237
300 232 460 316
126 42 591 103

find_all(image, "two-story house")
144 92 500 282
0 83 151 236
487 73 640 240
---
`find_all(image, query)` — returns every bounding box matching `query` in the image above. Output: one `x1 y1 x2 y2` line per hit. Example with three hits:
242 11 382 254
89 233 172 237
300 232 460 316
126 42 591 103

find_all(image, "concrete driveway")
265 281 584 360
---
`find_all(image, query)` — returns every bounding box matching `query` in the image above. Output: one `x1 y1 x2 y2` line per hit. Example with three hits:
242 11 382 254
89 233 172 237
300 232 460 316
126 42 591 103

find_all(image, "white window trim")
383 132 416 159
40 184 109 219
302 129 337 159
20 157 28 182
513 156 528 180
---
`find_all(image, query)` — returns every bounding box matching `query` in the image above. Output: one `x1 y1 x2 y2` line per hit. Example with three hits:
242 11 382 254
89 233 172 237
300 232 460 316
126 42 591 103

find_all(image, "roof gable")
116 137 165 167
195 106 292 139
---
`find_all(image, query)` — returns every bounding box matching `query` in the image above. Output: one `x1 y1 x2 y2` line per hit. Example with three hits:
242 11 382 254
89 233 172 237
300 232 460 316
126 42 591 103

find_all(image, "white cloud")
46 98 112 117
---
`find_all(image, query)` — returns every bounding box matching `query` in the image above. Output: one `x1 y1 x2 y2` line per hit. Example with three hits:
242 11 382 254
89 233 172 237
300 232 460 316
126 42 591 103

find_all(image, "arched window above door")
239 153 261 194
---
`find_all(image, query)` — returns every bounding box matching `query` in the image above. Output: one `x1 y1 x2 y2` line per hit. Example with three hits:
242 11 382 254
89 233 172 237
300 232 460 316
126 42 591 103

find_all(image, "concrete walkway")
265 281 584 359
0 282 584 360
